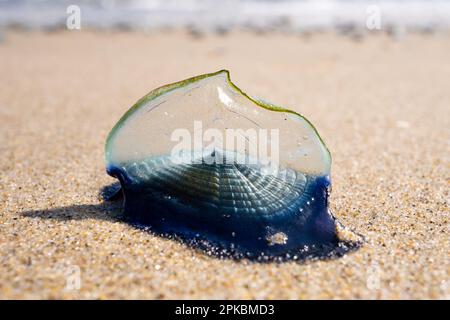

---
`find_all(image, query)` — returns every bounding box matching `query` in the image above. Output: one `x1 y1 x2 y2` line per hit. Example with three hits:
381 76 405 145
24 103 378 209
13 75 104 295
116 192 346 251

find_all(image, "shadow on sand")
21 183 361 263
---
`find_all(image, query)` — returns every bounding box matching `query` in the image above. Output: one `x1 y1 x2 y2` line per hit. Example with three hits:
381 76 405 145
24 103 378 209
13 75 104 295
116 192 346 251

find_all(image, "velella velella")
105 70 360 260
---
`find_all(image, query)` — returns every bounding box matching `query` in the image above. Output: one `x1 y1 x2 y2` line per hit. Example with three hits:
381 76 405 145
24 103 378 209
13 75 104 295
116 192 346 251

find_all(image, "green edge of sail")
105 69 331 166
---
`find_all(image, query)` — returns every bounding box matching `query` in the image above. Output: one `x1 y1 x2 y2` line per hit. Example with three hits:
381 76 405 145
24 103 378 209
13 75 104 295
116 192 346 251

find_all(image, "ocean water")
1 0 449 32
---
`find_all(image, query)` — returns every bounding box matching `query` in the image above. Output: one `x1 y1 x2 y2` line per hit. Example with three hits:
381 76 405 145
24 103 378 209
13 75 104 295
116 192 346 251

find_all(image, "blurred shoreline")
1 26 449 45
1 0 450 37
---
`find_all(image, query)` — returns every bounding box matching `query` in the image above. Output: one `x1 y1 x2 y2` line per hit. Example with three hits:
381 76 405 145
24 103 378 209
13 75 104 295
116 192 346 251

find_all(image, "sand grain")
0 31 448 299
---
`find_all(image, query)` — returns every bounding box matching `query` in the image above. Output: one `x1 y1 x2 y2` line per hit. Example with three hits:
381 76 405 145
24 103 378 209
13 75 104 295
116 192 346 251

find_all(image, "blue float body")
107 161 338 257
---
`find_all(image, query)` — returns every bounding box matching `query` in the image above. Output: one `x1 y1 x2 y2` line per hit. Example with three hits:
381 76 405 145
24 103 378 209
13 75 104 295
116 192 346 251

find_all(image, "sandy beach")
0 30 448 299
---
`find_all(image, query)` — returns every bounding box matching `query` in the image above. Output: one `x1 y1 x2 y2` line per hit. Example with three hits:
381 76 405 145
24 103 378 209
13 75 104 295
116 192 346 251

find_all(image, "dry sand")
0 30 448 299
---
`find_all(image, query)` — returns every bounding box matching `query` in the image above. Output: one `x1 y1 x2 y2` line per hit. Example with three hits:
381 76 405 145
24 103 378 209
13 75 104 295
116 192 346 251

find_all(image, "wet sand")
0 30 448 299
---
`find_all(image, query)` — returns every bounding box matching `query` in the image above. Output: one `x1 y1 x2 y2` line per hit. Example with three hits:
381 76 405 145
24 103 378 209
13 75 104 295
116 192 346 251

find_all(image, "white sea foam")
0 0 449 32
